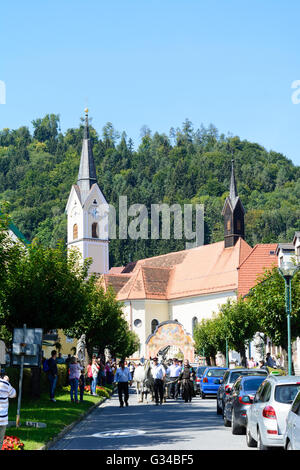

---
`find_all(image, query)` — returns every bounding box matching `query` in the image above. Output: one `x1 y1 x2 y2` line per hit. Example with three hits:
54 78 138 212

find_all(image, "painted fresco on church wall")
146 321 194 362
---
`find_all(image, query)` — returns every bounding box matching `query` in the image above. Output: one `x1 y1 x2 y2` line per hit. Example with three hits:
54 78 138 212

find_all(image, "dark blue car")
200 367 228 399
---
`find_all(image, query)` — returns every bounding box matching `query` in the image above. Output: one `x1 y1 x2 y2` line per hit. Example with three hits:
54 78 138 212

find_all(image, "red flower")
2 435 25 451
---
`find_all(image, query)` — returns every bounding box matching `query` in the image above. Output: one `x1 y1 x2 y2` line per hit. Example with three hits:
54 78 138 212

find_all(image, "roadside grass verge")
6 388 113 450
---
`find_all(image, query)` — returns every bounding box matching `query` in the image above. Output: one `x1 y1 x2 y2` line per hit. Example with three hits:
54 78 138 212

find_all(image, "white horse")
133 361 154 403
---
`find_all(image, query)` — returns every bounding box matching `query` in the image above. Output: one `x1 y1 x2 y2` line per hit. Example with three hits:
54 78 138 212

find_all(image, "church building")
66 110 300 369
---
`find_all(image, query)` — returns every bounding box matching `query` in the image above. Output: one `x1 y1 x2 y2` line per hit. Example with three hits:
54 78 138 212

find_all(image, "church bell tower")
222 160 245 248
65 109 109 275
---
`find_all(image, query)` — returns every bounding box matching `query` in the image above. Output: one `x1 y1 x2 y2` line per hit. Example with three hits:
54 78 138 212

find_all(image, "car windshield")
230 370 267 383
243 377 265 392
196 367 207 377
275 384 300 404
206 369 226 377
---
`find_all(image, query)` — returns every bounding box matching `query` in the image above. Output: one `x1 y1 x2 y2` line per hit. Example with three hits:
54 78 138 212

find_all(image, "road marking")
89 429 146 439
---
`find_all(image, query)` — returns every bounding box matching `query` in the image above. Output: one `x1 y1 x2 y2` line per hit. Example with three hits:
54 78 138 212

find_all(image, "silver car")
246 375 300 450
284 389 300 450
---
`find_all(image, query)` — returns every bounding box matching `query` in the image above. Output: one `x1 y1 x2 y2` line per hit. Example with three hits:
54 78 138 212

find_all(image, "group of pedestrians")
153 357 192 404
247 352 282 370
87 356 117 396
114 356 197 408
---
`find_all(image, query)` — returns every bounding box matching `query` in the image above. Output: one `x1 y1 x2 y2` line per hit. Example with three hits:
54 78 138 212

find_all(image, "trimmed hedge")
4 365 68 397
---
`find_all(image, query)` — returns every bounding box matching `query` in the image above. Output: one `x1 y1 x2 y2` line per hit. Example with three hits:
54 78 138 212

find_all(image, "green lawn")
6 389 109 450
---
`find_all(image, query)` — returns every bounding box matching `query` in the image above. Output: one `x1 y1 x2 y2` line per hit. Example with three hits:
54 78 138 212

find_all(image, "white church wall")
169 290 237 337
144 300 169 339
128 300 146 358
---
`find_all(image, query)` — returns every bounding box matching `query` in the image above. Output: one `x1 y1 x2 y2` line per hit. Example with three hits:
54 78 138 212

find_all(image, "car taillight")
203 377 208 383
263 406 277 419
238 396 252 405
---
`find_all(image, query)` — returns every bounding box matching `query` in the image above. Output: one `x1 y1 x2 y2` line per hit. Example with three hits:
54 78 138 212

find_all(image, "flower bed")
84 385 111 398
2 435 25 450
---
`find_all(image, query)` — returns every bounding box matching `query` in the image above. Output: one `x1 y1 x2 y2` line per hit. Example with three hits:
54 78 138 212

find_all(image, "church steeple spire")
229 159 238 204
222 159 245 248
77 108 97 204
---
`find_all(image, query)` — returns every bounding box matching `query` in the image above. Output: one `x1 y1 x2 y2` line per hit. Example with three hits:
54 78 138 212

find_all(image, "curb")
39 393 113 450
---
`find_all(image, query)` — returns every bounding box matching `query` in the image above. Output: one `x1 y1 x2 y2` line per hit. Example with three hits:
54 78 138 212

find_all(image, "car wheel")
200 391 206 399
231 410 244 435
246 423 257 448
257 428 269 450
223 409 231 427
216 401 222 415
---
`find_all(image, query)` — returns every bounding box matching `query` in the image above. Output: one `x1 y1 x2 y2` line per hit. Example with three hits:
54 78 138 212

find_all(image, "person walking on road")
152 357 166 405
114 360 132 408
166 358 181 399
178 359 194 403
0 375 16 450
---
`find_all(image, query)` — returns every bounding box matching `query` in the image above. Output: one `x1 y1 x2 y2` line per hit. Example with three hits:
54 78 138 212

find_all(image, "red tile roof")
237 243 278 297
102 238 254 301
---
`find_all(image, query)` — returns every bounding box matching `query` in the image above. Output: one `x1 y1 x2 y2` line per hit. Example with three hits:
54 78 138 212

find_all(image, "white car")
246 375 300 450
284 389 300 450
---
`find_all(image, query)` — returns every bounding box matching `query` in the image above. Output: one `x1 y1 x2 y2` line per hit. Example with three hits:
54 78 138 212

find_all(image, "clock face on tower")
89 206 100 220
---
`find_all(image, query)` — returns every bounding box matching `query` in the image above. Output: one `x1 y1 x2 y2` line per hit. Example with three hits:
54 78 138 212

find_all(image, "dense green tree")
247 267 300 355
0 239 89 333
218 298 260 367
66 281 139 359
193 316 225 365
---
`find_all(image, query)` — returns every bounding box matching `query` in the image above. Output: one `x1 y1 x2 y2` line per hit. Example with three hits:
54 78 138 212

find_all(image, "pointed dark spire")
77 108 97 204
222 159 245 248
229 159 238 206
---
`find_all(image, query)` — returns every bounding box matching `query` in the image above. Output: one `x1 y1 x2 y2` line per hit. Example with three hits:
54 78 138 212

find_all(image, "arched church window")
151 319 159 334
92 222 98 238
73 224 78 240
192 316 198 335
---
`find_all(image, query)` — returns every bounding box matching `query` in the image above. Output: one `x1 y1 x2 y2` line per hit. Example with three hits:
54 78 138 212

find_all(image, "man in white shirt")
114 360 132 408
151 357 166 405
0 375 16 450
166 358 182 399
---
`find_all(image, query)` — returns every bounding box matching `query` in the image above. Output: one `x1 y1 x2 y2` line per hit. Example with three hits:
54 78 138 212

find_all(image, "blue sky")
1 0 300 165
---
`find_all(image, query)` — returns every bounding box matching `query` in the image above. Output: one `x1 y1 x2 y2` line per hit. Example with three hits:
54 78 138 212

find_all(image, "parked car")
283 389 300 450
223 375 266 434
194 366 208 395
246 375 300 450
199 367 228 398
216 368 269 415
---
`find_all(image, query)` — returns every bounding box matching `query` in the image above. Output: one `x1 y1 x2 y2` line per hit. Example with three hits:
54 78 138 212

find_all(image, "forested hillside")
1 114 300 267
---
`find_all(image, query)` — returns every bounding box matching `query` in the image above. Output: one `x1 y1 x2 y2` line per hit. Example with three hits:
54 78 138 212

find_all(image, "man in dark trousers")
47 350 58 402
114 360 132 408
152 357 166 405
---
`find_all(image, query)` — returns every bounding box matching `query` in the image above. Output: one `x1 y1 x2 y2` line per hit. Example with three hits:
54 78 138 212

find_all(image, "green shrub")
4 364 68 397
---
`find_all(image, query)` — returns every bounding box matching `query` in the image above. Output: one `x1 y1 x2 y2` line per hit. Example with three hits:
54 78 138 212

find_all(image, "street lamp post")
278 261 300 376
225 337 229 368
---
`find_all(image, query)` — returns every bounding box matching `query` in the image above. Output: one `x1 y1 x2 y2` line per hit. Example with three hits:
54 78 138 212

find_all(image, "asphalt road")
50 388 251 450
